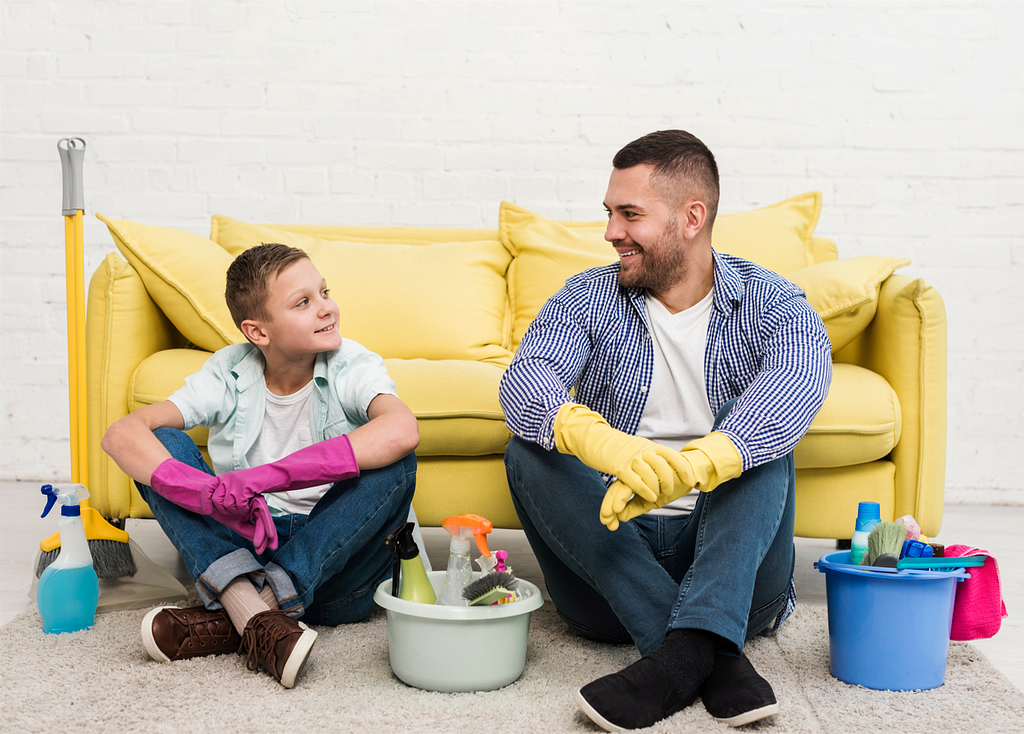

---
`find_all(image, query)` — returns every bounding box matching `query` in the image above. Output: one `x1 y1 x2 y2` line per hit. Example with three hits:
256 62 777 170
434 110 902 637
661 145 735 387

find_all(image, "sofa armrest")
86 253 187 519
833 273 947 536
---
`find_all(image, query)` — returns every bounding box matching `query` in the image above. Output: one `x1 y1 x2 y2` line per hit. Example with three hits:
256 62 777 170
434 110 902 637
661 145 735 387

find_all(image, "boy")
103 243 420 688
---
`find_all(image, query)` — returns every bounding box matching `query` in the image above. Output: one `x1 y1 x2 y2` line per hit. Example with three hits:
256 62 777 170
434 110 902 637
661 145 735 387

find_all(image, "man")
498 130 831 730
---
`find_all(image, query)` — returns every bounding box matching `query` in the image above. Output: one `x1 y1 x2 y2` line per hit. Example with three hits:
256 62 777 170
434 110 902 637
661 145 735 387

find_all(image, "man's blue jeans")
504 403 795 657
136 428 416 626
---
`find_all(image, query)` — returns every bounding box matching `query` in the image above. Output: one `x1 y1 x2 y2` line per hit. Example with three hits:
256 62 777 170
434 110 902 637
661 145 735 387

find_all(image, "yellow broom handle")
59 138 87 486
63 213 82 484
73 211 88 485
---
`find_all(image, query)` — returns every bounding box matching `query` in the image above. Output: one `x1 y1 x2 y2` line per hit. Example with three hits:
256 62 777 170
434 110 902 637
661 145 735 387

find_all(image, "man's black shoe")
574 656 700 732
701 653 779 727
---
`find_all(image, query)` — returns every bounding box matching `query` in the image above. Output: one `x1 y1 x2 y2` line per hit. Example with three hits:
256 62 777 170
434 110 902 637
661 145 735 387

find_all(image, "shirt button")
640 385 648 392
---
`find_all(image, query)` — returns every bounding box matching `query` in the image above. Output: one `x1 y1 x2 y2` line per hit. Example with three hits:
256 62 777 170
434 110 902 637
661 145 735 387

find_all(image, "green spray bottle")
385 522 436 604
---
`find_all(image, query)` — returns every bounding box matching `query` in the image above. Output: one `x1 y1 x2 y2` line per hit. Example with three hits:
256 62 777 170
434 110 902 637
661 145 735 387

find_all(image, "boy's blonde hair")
225 243 309 329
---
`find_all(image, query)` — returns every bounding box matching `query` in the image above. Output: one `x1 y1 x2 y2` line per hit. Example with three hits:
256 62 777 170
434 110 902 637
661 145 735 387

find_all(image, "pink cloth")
946 544 1007 641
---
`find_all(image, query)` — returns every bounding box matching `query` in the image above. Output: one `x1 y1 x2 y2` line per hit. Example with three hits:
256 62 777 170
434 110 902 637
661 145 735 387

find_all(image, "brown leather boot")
141 605 242 663
240 609 318 688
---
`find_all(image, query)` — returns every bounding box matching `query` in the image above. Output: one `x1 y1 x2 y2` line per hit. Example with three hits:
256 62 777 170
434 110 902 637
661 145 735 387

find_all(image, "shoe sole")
141 606 178 663
280 623 318 689
573 688 628 733
712 701 780 727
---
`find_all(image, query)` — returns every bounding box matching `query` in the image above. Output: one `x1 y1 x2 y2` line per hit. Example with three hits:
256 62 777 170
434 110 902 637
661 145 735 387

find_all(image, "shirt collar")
313 350 331 386
230 343 266 391
711 249 742 313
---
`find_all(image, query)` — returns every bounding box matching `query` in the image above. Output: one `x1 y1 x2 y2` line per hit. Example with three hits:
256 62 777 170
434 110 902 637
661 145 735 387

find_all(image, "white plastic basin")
373 570 544 692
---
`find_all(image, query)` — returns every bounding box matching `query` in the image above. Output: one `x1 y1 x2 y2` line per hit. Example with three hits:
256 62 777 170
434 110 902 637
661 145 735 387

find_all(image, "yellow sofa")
85 193 947 540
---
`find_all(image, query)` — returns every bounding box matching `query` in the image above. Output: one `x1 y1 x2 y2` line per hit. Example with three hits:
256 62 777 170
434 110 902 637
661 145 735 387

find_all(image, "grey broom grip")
58 137 86 215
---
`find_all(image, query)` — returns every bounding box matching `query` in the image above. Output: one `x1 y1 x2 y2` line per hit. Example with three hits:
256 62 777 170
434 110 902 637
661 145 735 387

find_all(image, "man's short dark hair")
613 130 720 227
225 243 309 329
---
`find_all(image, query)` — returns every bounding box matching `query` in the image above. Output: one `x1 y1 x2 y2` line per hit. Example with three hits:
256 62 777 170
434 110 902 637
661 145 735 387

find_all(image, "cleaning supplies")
384 522 436 604
462 571 519 606
435 514 493 606
37 139 136 581
475 552 497 576
36 484 99 634
850 501 881 565
863 520 908 567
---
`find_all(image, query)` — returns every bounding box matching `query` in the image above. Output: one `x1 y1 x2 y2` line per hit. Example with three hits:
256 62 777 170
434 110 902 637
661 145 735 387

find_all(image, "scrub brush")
462 571 519 606
863 520 908 567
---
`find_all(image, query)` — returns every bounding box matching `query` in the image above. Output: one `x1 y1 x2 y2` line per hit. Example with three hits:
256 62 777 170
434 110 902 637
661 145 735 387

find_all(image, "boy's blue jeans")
136 428 416 626
503 401 796 657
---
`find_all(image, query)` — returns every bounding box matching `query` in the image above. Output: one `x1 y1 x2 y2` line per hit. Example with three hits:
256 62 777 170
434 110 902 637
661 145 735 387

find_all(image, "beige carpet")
2 599 1022 734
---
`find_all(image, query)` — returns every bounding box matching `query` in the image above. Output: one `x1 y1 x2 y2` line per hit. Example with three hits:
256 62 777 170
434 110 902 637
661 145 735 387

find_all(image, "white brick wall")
2 1 1022 504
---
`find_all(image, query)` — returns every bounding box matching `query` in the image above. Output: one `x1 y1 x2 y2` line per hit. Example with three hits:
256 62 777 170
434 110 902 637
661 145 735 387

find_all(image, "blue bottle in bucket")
849 502 880 565
815 551 969 691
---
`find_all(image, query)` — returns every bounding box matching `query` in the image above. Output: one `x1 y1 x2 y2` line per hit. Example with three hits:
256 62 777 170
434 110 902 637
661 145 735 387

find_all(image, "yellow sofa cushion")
97 215 243 352
383 358 509 456
211 217 512 365
794 363 901 469
787 256 910 351
499 192 822 349
711 191 822 273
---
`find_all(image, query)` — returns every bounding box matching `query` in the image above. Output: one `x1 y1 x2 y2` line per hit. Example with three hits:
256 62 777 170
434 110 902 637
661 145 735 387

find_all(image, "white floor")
2 479 1021 691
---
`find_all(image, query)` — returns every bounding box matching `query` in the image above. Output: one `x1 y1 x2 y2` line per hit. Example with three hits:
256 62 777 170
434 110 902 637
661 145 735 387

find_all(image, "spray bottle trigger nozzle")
40 485 58 519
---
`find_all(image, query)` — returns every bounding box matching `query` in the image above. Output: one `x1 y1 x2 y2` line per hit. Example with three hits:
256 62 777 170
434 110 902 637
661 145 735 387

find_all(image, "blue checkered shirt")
498 250 832 631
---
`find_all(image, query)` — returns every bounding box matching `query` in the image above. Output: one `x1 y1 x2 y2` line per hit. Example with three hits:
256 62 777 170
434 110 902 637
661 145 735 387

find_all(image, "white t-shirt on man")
635 288 716 516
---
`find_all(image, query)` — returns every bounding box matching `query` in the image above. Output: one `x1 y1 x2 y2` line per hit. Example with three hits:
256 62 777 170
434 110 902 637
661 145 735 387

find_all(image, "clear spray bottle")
36 484 100 634
435 514 493 606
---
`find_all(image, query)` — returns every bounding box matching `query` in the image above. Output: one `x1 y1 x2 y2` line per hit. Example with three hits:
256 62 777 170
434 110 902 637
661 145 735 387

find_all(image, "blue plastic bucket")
814 550 969 691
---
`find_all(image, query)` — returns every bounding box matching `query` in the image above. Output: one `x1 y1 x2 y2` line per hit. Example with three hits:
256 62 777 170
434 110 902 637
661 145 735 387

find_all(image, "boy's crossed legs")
137 428 416 687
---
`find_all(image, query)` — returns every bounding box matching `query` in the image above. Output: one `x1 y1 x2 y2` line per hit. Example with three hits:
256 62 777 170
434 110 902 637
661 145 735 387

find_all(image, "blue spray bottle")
37 484 100 633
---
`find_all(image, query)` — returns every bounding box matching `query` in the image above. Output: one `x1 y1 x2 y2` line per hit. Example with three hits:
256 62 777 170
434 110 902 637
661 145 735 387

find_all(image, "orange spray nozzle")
441 513 493 557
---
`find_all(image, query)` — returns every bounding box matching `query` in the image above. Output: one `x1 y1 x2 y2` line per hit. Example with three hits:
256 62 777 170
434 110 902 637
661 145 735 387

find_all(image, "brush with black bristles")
36 503 137 579
462 571 519 606
862 520 908 567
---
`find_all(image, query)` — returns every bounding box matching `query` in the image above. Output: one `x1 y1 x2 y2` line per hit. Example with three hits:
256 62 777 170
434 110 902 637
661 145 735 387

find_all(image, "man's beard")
615 217 688 292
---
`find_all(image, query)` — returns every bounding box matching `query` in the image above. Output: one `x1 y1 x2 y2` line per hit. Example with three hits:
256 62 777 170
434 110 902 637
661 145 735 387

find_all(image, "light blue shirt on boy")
169 340 398 478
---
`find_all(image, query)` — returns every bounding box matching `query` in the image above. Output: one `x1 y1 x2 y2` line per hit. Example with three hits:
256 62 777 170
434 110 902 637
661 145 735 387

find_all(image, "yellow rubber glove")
553 403 680 530
604 432 744 527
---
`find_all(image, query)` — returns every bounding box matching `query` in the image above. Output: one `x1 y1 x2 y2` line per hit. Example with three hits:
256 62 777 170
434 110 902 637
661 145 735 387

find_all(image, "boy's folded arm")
210 393 417 508
101 400 186 486
346 393 420 470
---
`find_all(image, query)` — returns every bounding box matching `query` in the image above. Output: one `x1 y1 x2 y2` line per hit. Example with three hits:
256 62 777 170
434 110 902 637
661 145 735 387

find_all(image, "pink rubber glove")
207 434 361 515
149 458 278 553
210 502 278 554
149 458 218 514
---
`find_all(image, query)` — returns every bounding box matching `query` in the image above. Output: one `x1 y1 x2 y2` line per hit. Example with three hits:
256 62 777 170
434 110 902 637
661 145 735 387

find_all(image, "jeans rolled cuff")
195 547 265 609
264 562 303 618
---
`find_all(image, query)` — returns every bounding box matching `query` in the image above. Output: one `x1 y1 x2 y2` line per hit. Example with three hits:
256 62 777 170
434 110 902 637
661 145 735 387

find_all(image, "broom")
36 138 136 579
